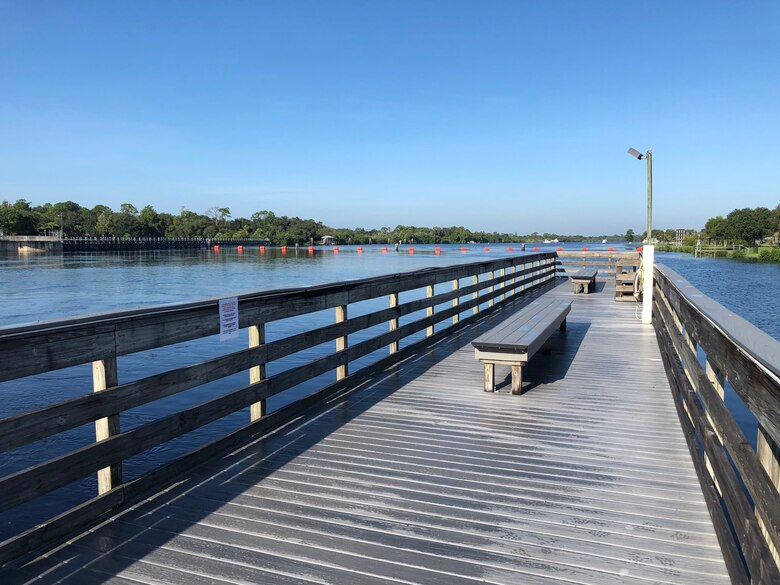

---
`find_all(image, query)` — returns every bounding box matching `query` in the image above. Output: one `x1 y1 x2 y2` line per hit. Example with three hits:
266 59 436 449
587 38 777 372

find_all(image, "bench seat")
570 267 598 294
472 297 571 394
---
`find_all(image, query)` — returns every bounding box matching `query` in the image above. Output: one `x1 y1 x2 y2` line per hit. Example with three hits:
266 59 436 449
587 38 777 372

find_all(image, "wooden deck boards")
12 280 729 584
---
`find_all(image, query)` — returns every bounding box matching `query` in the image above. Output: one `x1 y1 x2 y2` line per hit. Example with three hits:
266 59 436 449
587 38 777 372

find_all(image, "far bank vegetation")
0 199 624 245
1 200 778 260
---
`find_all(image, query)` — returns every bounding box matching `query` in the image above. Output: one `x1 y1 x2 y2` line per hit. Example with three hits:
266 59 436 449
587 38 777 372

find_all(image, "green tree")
624 229 634 243
119 203 138 216
725 207 772 244
50 201 86 236
137 205 166 237
167 209 210 237
113 203 140 237
0 201 38 234
704 215 728 242
772 204 780 235
95 211 113 236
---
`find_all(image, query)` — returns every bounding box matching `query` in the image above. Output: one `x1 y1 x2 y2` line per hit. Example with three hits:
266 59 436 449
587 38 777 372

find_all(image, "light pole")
627 148 652 242
627 147 654 324
59 212 63 240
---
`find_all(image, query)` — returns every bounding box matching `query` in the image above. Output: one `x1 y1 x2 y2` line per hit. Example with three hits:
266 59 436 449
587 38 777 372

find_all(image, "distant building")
320 235 335 245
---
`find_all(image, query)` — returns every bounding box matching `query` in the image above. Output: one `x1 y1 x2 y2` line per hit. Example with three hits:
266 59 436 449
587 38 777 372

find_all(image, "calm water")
657 252 780 341
0 243 777 537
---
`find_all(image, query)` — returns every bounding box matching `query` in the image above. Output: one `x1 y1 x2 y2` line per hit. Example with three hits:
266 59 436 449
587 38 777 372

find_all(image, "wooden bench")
472 297 571 394
570 267 598 294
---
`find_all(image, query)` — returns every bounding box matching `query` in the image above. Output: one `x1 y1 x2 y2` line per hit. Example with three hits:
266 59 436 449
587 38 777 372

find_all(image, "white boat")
602 239 607 244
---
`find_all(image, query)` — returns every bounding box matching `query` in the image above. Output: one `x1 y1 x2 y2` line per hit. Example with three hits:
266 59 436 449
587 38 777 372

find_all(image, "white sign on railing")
219 297 239 341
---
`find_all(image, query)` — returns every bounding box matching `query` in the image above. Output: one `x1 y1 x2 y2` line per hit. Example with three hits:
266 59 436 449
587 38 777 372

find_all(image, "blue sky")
1 1 778 234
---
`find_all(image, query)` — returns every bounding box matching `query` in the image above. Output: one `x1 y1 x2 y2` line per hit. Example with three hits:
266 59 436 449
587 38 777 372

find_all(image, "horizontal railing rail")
653 264 780 585
555 250 640 277
0 252 557 566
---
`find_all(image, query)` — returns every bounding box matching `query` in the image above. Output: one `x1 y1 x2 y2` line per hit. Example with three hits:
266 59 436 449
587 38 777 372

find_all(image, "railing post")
93 356 121 494
389 293 399 354
452 279 460 325
472 275 479 314
249 323 266 421
336 305 348 379
758 425 780 566
703 359 725 494
426 285 434 337
519 262 525 293
499 268 505 302
488 272 494 307
508 265 515 296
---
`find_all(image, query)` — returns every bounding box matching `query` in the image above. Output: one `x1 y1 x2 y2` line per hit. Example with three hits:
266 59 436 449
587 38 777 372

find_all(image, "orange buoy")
582 247 588 251
533 246 540 251
557 247 563 251
435 247 441 255
484 247 490 252
382 246 388 253
213 245 220 251
507 246 513 251
259 245 265 253
333 246 339 253
637 247 643 252
357 246 363 253
308 245 314 253
408 247 415 254
608 247 614 252
460 246 467 252
281 246 287 253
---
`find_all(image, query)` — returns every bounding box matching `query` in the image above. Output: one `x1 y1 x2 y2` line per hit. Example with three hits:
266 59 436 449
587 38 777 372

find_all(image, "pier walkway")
10 282 729 584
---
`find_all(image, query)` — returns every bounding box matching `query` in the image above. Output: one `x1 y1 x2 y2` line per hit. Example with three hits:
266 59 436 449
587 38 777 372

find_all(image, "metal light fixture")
627 147 643 160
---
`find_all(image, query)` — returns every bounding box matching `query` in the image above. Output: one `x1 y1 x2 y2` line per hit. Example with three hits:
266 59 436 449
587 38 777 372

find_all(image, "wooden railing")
554 251 641 301
555 250 640 277
0 252 557 566
653 264 780 585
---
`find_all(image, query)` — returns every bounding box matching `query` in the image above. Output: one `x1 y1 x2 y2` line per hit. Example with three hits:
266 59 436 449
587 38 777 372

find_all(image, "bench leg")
511 365 523 395
572 282 580 294
560 318 567 332
584 282 591 294
542 339 552 354
483 363 495 392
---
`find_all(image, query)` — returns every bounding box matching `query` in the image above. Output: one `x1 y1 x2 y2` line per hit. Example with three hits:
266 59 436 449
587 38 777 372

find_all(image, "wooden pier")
0 252 778 583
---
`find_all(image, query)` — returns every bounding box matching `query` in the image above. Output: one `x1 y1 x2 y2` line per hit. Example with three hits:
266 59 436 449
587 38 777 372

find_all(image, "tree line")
0 199 625 244
3 198 775 246
701 205 780 245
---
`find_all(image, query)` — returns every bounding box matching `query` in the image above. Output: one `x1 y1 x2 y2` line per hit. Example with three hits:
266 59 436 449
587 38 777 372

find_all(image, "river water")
0 243 777 538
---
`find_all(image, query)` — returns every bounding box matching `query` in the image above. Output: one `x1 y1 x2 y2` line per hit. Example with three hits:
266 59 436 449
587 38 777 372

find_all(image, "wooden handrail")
0 253 557 565
653 264 780 584
554 251 640 276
